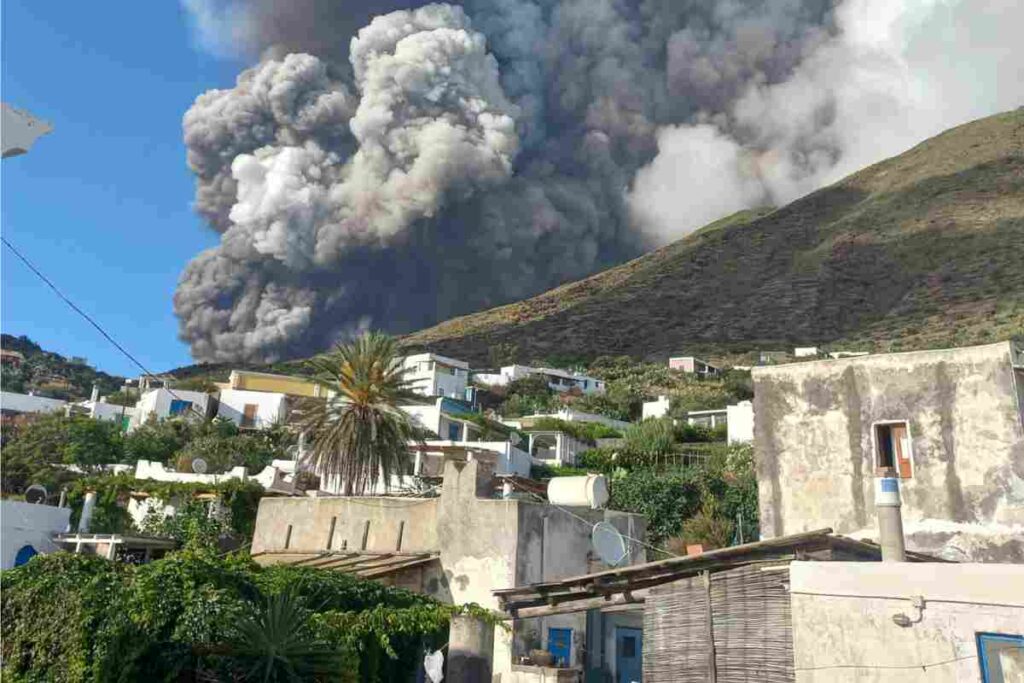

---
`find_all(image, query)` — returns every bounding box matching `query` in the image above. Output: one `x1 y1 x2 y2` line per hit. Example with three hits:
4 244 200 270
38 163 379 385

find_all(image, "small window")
874 421 912 478
977 632 1024 683
242 403 258 428
622 635 636 658
448 423 461 441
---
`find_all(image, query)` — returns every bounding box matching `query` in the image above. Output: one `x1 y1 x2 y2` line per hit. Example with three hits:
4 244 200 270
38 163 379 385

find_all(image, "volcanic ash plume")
177 0 1024 362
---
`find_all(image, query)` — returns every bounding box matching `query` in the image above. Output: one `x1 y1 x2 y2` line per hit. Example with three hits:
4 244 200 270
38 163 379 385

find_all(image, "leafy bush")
677 497 735 550
622 418 676 461
498 375 560 417
608 468 702 547
2 550 488 682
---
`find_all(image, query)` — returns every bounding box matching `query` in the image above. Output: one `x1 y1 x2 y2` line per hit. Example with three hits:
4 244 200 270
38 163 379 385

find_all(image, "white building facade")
1 500 70 569
473 365 605 394
131 388 212 429
403 353 470 399
217 389 288 429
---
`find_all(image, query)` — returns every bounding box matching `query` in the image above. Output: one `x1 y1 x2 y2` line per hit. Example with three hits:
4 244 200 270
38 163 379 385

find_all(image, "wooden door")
891 424 912 478
243 403 258 427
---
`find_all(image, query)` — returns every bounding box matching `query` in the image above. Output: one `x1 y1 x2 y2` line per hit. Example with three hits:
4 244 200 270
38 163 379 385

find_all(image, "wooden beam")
510 590 650 618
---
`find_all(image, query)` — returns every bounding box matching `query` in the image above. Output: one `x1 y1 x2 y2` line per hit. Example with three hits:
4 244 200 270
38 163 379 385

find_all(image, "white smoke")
177 0 1024 362
631 0 1024 241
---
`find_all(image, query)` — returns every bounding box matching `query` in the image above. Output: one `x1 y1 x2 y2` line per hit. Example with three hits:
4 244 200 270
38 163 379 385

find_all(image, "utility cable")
2 235 206 420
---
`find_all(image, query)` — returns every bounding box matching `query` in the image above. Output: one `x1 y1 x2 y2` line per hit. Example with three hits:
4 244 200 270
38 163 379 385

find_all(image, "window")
547 628 572 667
874 421 912 477
448 422 461 441
169 399 193 416
977 633 1024 683
242 403 258 428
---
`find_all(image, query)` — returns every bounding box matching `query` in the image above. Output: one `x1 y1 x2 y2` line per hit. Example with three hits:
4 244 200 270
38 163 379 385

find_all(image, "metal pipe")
78 491 97 533
875 475 906 562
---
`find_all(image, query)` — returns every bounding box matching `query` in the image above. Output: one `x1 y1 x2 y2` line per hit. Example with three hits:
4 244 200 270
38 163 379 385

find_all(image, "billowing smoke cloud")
178 0 1024 362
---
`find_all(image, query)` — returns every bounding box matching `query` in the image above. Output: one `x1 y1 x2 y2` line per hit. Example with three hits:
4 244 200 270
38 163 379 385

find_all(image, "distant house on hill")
402 352 470 399
473 365 605 394
668 356 720 377
0 349 24 368
752 340 1024 561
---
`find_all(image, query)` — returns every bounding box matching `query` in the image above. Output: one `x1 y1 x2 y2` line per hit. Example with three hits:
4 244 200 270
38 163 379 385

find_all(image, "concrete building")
131 387 214 428
726 401 754 444
250 460 646 680
791 561 1024 682
641 396 671 420
668 356 721 377
496 530 959 683
403 353 471 399
1 500 71 569
474 365 605 394
217 388 289 429
752 341 1024 561
793 347 819 358
503 408 632 433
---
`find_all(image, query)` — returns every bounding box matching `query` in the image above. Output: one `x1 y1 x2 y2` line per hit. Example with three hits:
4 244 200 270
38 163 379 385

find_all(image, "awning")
251 550 439 578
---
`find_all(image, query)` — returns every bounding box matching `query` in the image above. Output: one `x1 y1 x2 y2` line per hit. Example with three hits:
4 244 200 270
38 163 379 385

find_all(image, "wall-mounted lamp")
892 595 925 627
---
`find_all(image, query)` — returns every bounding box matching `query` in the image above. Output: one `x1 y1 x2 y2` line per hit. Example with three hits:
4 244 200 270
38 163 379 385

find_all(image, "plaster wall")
132 388 211 427
727 401 754 444
753 342 1024 559
790 561 1024 683
217 389 288 429
251 496 440 555
1 501 70 568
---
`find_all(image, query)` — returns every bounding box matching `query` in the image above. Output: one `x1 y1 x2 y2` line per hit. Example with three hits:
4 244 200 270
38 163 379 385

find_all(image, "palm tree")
297 332 421 496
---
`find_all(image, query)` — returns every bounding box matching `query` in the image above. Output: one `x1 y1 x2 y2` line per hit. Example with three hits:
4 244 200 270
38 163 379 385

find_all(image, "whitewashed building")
402 353 470 399
0 391 67 416
473 365 605 394
217 389 289 429
130 388 213 429
0 500 70 569
668 356 721 377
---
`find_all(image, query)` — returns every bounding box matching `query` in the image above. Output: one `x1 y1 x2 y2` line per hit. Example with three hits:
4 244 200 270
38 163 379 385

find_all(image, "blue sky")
2 2 242 376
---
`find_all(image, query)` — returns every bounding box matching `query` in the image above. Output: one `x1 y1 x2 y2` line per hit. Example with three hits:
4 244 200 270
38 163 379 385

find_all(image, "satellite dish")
24 484 48 505
191 458 209 474
592 521 629 567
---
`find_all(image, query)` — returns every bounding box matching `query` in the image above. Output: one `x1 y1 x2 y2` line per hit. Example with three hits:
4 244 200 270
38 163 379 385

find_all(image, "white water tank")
547 475 609 509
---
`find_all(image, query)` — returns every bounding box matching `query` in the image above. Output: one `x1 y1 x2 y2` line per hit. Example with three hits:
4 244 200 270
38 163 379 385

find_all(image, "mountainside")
0 334 126 400
402 109 1024 365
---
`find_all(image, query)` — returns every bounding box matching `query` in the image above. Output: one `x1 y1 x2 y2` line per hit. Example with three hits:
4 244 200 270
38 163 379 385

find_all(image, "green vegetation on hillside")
401 110 1024 363
1 334 126 400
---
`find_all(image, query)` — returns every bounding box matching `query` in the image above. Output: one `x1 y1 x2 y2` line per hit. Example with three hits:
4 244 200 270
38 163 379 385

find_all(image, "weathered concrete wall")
251 496 440 555
790 561 1024 683
753 342 1024 559
1 500 70 569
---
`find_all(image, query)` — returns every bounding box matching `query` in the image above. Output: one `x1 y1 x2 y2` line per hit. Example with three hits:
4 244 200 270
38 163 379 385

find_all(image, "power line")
795 653 977 672
2 235 206 419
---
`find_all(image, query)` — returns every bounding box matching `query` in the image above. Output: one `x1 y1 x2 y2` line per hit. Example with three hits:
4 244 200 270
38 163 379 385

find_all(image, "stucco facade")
1 500 71 569
250 460 645 679
752 341 1024 561
790 561 1024 682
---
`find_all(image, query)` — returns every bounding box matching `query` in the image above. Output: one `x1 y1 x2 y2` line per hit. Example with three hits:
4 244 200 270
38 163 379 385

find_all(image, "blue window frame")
14 545 37 567
547 627 572 667
977 632 1024 682
448 422 461 441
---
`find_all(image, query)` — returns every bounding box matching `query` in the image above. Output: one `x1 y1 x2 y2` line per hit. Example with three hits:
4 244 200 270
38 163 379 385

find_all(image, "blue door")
547 627 572 667
616 626 642 683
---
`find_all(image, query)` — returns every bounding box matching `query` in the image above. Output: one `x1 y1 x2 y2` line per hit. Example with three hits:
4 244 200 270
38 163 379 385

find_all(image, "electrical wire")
794 653 977 671
2 235 207 420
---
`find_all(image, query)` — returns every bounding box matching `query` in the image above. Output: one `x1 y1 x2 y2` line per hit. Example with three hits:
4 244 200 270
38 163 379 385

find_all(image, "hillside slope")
403 109 1024 364
1 334 126 400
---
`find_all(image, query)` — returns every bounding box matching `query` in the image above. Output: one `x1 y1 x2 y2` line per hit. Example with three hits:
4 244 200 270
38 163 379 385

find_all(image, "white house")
130 388 213 429
402 353 470 399
641 396 671 420
668 356 721 377
74 398 136 427
725 401 754 444
473 365 605 394
0 391 67 416
503 407 631 432
793 346 819 358
1 500 70 568
217 388 288 429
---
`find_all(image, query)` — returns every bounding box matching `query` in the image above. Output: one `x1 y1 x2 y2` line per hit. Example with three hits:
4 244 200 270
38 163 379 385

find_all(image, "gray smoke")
177 0 1024 362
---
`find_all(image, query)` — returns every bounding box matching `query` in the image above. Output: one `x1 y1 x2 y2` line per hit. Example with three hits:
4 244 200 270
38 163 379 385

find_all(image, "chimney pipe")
78 491 97 533
875 474 906 562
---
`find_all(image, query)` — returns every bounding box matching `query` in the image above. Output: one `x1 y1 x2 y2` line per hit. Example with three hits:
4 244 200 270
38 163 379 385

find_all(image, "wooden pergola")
251 550 439 579
494 528 944 618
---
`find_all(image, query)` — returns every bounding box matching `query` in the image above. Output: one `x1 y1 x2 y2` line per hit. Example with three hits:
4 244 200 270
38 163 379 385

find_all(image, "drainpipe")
875 473 906 562
78 491 97 533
